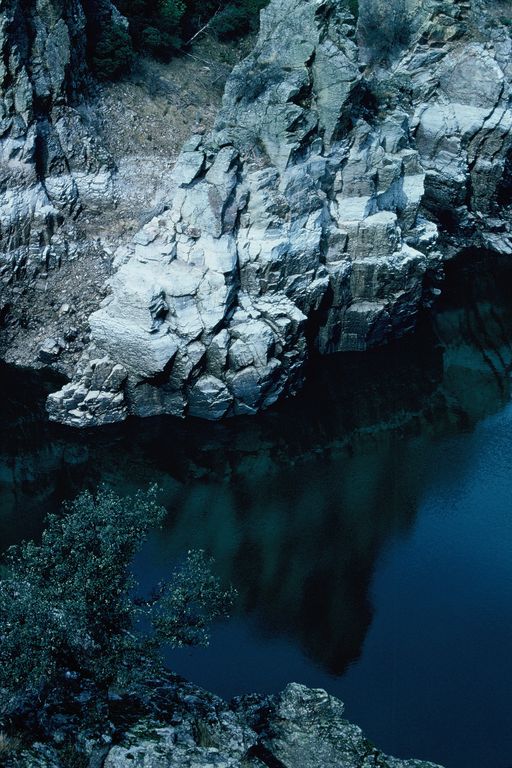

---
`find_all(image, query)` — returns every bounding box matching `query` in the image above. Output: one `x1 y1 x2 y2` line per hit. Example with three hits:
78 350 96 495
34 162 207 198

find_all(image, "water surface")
1 257 512 768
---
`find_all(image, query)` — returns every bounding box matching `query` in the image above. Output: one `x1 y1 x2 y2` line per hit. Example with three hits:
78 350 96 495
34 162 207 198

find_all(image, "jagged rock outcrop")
2 0 511 426
15 682 444 767
0 0 115 290
399 0 512 256
47 0 443 425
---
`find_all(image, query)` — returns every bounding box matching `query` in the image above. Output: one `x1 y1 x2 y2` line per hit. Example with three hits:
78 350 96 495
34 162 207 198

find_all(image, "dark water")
2 257 512 768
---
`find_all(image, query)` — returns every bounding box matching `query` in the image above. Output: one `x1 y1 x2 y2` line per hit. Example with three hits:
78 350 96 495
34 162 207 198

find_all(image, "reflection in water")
1 256 512 767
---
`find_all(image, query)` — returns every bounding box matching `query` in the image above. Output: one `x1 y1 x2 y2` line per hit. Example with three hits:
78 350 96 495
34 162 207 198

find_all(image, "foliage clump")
358 0 412 64
0 732 22 759
92 23 135 79
210 0 268 41
347 0 359 19
0 486 235 736
89 0 269 78
115 0 185 57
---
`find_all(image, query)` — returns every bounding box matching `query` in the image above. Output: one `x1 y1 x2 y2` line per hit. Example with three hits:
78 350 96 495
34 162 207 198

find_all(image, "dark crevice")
497 147 512 209
34 121 49 182
0 303 11 328
305 281 335 354
138 354 177 388
246 743 288 768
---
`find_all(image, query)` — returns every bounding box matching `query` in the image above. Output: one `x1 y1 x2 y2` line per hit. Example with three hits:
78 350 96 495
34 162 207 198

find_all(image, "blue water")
2 257 512 767
340 416 512 766
133 409 512 768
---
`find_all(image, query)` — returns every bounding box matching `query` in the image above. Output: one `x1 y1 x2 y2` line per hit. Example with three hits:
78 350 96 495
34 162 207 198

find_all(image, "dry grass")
0 732 23 758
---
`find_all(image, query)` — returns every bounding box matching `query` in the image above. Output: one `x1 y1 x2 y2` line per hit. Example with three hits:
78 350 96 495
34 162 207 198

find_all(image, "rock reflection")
1 256 512 676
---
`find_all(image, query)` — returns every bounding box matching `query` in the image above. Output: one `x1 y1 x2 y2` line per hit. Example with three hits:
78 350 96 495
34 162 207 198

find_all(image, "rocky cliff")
0 0 115 282
1 0 511 425
15 681 444 767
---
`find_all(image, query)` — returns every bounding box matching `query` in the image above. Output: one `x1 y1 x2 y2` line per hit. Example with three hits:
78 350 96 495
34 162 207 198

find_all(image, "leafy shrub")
141 24 162 53
92 23 135 79
0 486 235 735
88 0 269 77
160 0 186 26
347 0 359 19
211 0 267 41
58 741 89 768
358 0 412 64
140 26 180 56
117 0 186 54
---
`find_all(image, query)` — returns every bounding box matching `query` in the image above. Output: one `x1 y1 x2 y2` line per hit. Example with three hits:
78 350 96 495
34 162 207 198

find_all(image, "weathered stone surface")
46 355 128 426
15 682 444 768
46 0 449 425
39 337 63 363
18 681 439 768
0 0 115 292
1 0 510 425
234 684 442 768
97 684 440 768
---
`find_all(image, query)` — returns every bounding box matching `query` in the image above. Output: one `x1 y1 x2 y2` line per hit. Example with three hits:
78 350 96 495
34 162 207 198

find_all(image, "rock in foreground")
18 683 444 768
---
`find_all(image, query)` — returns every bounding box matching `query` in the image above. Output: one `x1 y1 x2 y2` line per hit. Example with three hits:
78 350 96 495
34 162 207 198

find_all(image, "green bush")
212 6 252 40
358 0 411 64
347 0 359 19
141 24 162 53
88 0 269 78
0 486 235 735
116 0 186 57
92 23 135 79
159 0 186 26
0 732 22 761
211 0 267 40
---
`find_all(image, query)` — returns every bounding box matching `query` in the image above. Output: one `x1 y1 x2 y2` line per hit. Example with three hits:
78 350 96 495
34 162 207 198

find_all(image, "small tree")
159 0 186 28
0 487 235 735
92 23 135 79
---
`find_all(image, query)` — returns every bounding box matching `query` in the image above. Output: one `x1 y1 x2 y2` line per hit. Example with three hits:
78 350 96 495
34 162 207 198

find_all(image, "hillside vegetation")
91 0 269 78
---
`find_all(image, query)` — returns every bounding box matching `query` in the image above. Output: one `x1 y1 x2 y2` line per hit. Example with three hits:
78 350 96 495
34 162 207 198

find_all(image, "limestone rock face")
399 0 512 256
0 0 114 291
4 0 511 425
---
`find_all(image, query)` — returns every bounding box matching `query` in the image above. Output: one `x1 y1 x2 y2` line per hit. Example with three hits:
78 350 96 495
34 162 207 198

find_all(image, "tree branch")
184 6 222 47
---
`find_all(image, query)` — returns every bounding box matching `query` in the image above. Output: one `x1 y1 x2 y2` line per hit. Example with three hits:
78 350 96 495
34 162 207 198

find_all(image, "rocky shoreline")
13 681 444 768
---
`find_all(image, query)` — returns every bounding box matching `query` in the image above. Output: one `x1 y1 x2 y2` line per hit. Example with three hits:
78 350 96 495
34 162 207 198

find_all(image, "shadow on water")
2 254 512 766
